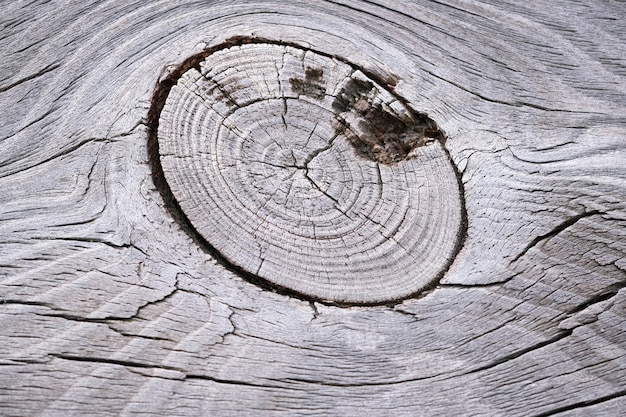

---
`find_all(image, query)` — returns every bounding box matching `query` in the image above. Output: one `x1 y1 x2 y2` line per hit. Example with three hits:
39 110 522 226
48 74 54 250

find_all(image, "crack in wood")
47 355 309 389
0 62 61 94
566 282 625 316
466 329 573 374
50 353 183 372
510 210 603 263
529 390 626 417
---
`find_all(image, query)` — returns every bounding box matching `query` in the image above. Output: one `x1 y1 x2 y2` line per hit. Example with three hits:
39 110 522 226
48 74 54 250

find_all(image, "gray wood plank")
1 0 624 416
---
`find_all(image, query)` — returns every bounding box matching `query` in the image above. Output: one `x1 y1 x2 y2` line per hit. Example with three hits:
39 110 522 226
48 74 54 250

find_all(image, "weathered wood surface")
1 0 625 416
156 42 462 304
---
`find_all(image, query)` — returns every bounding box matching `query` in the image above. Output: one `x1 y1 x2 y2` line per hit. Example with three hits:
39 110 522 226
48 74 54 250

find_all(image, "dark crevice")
1 358 49 365
566 282 625 315
278 373 448 387
0 62 60 94
0 300 53 307
185 374 278 388
390 307 421 322
39 313 117 323
301 131 337 167
107 329 175 342
28 236 135 252
466 329 573 374
243 333 319 352
39 281 176 323
0 136 112 179
112 276 180 321
460 318 519 348
419 64 602 114
439 272 522 288
303 169 340 206
0 353 458 389
511 211 603 263
530 390 626 417
322 0 466 48
433 139 469 288
50 352 447 388
309 301 320 322
50 353 182 371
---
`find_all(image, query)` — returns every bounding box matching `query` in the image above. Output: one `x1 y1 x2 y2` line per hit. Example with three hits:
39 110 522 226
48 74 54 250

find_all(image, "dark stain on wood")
289 67 326 100
332 78 445 164
332 78 374 113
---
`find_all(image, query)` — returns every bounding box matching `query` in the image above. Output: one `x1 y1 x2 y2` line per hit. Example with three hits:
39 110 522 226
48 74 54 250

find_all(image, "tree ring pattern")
149 39 465 304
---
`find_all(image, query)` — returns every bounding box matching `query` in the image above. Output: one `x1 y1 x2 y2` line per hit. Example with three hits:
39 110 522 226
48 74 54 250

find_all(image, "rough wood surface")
1 0 625 416
156 42 462 303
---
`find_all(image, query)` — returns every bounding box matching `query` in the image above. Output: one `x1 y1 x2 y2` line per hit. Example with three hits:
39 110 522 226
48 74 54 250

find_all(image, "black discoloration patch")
332 78 374 113
290 67 326 100
333 78 444 164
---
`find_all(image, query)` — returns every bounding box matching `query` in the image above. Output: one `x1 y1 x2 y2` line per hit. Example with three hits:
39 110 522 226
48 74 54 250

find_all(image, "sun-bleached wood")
1 1 625 416
157 43 462 303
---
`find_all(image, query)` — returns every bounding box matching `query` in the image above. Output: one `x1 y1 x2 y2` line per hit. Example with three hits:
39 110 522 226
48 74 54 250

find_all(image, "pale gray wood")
158 43 461 303
1 0 625 416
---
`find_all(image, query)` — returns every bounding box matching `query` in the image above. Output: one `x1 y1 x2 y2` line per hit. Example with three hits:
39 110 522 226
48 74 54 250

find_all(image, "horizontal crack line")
50 353 453 388
531 389 626 417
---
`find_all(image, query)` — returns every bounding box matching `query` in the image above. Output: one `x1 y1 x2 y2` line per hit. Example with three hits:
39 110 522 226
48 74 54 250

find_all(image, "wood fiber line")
0 1 624 416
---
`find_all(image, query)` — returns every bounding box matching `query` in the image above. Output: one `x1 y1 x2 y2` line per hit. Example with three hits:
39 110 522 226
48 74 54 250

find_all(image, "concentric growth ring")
149 39 465 304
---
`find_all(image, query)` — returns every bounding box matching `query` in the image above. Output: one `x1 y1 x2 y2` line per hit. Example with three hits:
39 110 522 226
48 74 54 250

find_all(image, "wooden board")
1 0 625 415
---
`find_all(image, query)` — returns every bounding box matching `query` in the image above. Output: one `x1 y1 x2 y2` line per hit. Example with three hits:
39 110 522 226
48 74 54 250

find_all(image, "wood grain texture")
1 0 624 416
156 42 462 303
